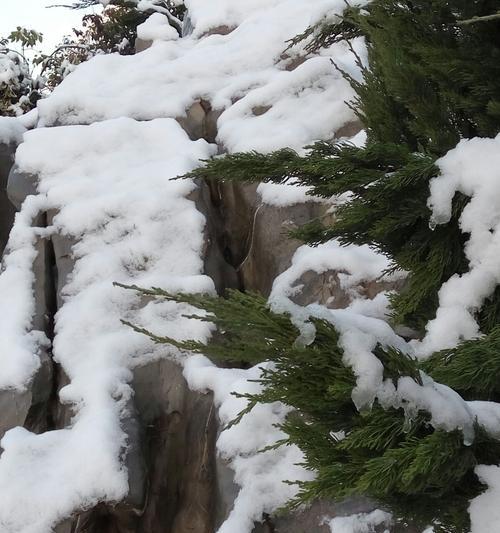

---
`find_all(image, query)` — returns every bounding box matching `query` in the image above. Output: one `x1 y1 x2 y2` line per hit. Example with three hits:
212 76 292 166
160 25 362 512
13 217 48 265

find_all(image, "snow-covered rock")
0 1 446 532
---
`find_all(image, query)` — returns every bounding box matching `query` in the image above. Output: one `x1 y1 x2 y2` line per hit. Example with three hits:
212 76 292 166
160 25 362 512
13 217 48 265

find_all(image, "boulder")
6 164 38 211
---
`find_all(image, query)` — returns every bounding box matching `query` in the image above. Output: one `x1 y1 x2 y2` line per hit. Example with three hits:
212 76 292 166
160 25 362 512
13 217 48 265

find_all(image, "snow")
183 0 363 39
420 135 500 529
0 118 216 531
469 465 500 533
419 134 500 355
136 13 179 43
37 0 360 154
2 0 498 531
0 116 26 144
257 181 322 207
325 509 392 532
0 53 21 85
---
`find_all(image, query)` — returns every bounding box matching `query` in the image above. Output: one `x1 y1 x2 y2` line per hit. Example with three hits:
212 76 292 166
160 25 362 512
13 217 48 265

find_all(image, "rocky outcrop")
0 157 418 532
0 138 410 533
0 46 404 533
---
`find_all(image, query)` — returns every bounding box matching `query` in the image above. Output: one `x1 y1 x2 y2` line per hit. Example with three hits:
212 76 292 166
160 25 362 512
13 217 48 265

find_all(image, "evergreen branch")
120 319 205 352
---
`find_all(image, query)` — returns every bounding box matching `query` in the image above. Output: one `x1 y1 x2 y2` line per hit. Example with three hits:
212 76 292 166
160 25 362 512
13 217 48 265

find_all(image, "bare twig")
457 12 500 25
39 44 89 75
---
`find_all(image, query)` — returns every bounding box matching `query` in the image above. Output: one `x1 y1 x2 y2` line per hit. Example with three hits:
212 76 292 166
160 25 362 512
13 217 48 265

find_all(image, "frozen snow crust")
0 1 499 532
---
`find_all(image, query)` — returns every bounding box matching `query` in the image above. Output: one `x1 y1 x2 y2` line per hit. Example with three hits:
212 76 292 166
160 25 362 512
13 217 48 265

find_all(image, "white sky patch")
0 1 100 53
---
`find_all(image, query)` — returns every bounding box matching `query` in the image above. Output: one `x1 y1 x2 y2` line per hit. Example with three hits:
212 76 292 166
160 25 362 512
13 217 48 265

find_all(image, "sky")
1 0 101 53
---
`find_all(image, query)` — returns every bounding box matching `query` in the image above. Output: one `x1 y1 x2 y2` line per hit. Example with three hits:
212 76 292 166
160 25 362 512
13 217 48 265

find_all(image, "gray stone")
254 499 422 532
135 37 153 53
176 100 222 144
121 399 149 512
6 164 38 210
200 25 235 38
215 452 239 529
291 269 405 310
181 15 194 38
27 214 56 433
239 200 326 297
189 180 239 294
215 182 259 272
0 389 32 442
47 210 76 308
0 164 46 442
334 119 363 140
0 213 54 442
132 358 217 533
0 143 17 253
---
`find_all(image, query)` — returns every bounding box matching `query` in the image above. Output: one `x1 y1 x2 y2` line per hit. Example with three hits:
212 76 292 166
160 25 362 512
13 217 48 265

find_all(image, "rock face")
238 199 326 297
133 360 217 533
0 38 406 533
211 182 329 296
0 152 411 531
0 136 411 533
291 270 405 309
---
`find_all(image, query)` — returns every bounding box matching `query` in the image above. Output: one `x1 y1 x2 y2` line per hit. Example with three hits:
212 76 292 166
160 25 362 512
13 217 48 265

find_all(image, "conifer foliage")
128 1 500 530
123 286 500 531
186 0 500 329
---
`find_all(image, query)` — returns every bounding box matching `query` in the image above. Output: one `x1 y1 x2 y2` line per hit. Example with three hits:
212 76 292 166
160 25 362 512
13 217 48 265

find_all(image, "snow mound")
137 13 179 43
0 116 26 144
